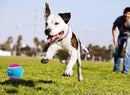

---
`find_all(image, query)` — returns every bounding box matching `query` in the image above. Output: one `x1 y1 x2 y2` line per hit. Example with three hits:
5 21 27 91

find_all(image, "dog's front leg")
63 49 78 77
41 44 61 63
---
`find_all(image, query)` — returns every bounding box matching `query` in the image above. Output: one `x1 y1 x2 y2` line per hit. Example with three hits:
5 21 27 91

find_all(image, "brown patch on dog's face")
71 33 78 49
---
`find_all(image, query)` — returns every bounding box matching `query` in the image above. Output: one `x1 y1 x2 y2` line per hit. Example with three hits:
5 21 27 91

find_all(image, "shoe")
122 71 128 75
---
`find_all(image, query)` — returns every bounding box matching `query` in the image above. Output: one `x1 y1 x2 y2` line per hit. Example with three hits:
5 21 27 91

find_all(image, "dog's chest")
55 32 79 60
55 36 72 60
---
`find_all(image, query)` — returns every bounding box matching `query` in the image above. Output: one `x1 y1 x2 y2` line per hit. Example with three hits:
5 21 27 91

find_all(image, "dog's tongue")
47 36 57 43
47 33 62 43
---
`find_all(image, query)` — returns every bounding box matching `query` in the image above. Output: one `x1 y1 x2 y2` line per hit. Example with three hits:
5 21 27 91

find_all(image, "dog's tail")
81 44 89 53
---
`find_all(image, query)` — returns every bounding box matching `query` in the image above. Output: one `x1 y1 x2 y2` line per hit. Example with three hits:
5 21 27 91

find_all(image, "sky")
0 0 130 48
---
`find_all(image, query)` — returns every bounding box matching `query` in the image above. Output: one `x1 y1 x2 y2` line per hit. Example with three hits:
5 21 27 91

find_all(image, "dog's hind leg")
76 45 83 81
77 53 83 81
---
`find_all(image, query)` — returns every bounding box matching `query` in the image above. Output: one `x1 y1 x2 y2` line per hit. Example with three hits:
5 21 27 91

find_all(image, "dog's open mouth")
47 31 64 43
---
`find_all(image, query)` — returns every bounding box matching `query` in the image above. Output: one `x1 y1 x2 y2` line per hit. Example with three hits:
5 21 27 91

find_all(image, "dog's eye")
45 22 48 26
55 22 59 25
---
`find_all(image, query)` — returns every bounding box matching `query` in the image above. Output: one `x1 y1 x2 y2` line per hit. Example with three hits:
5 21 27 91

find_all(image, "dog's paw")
63 70 73 77
78 76 83 82
41 58 50 64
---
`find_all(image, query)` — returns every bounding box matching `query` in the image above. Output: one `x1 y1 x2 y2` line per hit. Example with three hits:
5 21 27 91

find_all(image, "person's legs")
123 36 130 74
113 37 124 71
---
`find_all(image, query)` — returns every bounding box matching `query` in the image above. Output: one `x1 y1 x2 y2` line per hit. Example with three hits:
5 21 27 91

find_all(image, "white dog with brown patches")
41 3 88 81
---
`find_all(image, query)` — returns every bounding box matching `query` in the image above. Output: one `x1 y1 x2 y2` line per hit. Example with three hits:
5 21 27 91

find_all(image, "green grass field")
0 56 130 95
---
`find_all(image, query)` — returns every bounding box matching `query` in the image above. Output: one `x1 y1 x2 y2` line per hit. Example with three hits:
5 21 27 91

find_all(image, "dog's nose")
45 29 51 35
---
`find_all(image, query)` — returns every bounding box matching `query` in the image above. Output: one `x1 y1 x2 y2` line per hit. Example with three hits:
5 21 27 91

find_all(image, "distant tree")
2 36 13 51
88 44 93 54
7 37 13 43
33 37 40 56
92 45 101 56
40 40 46 52
33 37 39 51
108 44 114 51
102 46 106 50
7 36 14 51
16 35 22 55
101 46 108 59
87 44 115 61
108 44 114 58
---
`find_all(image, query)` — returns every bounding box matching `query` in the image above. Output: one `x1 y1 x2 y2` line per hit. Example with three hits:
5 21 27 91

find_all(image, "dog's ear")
44 3 51 20
58 13 71 23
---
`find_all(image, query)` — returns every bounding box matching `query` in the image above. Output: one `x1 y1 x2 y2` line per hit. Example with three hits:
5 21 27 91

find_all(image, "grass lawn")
0 56 130 95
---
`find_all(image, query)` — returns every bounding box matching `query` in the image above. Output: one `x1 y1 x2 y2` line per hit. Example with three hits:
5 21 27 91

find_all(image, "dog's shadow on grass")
0 79 35 87
0 79 54 93
36 80 54 91
0 79 35 94
37 80 54 84
4 88 18 94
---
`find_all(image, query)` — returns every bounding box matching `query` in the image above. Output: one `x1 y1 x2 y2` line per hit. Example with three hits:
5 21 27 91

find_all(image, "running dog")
41 3 88 81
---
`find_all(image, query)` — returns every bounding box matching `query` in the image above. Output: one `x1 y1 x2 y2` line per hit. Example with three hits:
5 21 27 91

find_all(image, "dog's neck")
57 26 70 42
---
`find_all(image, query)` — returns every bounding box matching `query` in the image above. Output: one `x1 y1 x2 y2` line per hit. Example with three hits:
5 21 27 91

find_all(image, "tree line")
0 35 47 57
0 35 122 61
86 44 114 61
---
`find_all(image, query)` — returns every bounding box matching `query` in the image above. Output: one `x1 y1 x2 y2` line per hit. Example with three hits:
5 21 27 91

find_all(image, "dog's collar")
57 27 70 42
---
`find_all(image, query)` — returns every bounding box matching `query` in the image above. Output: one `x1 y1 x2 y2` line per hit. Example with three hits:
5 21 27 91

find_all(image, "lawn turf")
0 56 130 95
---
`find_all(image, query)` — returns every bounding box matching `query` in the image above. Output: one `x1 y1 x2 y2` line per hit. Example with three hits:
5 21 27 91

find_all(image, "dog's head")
44 3 71 43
